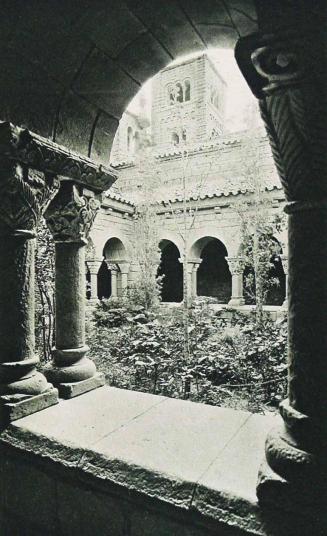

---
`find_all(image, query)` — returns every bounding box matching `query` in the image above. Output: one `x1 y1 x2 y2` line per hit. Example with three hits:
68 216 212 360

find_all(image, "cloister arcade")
0 2 326 535
86 232 286 306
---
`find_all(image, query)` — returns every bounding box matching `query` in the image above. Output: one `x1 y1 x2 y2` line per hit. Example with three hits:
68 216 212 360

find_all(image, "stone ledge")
0 386 317 535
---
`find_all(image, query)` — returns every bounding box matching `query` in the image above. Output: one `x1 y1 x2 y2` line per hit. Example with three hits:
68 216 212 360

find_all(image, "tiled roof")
159 184 283 205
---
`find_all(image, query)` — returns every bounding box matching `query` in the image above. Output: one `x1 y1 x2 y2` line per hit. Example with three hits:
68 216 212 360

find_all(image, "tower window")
210 86 219 109
167 81 188 105
127 126 133 152
184 79 191 101
182 128 187 142
176 82 183 103
172 132 180 146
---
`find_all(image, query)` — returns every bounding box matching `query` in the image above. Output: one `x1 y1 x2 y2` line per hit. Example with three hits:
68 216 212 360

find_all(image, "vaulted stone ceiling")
0 1 259 162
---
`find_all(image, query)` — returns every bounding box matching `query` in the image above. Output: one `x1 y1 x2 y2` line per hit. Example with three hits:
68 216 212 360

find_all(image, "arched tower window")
182 128 187 142
172 132 179 146
127 126 133 152
184 79 191 101
168 85 175 105
176 82 183 103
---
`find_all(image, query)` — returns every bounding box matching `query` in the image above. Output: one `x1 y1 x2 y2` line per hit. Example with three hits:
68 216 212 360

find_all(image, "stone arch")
190 236 231 303
97 236 130 300
240 235 286 306
0 3 257 163
158 239 183 303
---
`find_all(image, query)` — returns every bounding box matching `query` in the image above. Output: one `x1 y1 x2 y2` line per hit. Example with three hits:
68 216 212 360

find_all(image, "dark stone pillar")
44 182 105 398
236 18 327 515
0 160 59 423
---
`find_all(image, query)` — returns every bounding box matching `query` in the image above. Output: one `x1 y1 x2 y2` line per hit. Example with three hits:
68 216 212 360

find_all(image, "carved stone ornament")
45 182 100 244
226 256 244 275
0 158 59 237
0 121 117 193
235 32 327 204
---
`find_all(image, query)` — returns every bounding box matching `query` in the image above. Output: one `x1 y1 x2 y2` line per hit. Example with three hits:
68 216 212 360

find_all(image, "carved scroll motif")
235 33 327 203
45 182 100 244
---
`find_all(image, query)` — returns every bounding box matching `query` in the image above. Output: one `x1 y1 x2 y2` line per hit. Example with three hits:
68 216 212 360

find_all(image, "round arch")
188 228 239 260
191 236 231 303
97 237 129 300
241 235 286 306
0 3 257 163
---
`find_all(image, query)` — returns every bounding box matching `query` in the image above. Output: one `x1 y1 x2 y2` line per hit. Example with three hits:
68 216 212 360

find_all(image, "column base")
56 372 105 399
0 387 59 425
227 297 245 307
257 459 327 525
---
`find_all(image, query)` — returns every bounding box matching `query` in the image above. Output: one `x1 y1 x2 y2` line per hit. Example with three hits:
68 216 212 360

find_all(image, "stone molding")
235 32 327 204
45 182 99 244
0 121 117 193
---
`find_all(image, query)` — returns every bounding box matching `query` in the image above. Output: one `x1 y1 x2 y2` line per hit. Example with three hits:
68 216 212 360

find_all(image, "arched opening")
242 238 286 306
193 237 231 302
127 126 133 153
158 240 183 303
97 260 111 299
171 132 179 146
184 79 191 101
266 240 286 306
175 82 184 103
97 237 128 299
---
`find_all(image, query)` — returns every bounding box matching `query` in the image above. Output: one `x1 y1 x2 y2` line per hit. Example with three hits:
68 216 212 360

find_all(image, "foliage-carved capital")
235 32 327 204
0 121 117 193
0 158 59 237
226 256 245 275
45 182 99 244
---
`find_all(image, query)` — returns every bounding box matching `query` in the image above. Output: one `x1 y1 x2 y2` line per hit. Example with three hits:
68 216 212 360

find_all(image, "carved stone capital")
0 121 117 193
0 159 59 237
235 32 327 204
105 261 119 273
45 182 99 244
86 259 103 275
226 256 244 276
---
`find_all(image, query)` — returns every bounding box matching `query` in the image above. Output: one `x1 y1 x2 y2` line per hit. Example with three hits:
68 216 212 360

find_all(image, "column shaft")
288 209 327 419
56 243 85 350
111 269 118 298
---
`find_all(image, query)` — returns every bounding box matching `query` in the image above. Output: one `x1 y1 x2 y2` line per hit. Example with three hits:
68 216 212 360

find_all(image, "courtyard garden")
87 297 287 414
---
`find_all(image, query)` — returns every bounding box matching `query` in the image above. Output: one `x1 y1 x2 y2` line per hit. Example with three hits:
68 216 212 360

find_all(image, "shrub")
88 307 287 413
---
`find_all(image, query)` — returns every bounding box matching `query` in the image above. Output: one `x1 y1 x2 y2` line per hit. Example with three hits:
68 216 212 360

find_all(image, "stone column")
86 259 102 302
226 257 245 307
117 262 130 296
190 258 202 299
280 254 288 309
236 24 327 513
44 182 105 398
0 159 59 423
106 262 119 298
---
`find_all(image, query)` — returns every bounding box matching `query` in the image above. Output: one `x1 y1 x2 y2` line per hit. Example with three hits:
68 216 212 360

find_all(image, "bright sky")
127 48 261 132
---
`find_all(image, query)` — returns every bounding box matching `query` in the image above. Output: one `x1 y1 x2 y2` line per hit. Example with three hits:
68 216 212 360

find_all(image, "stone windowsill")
0 386 283 535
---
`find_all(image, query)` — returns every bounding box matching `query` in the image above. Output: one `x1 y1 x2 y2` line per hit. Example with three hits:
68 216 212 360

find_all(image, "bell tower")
151 53 227 151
